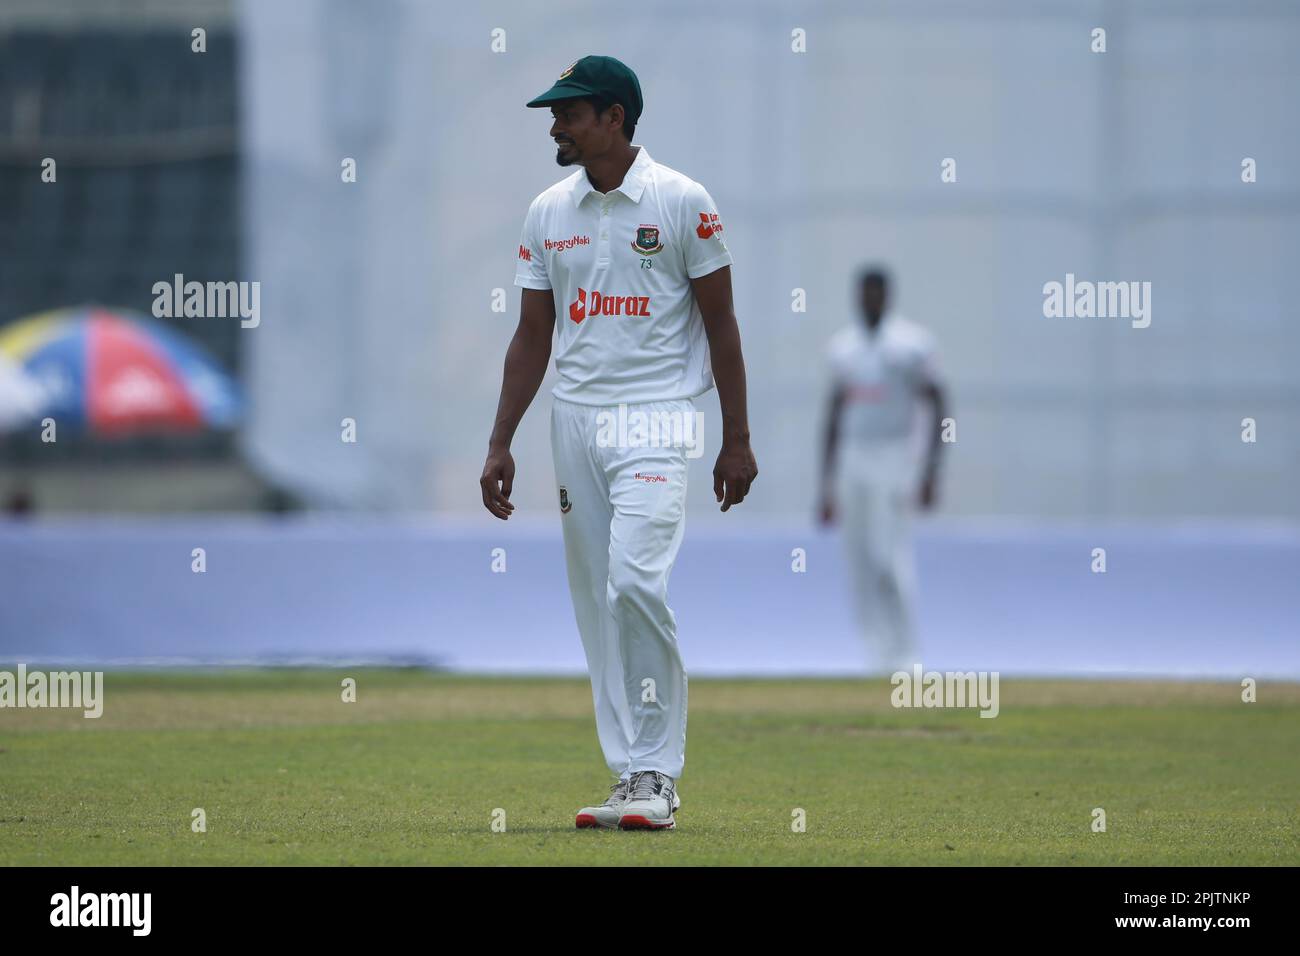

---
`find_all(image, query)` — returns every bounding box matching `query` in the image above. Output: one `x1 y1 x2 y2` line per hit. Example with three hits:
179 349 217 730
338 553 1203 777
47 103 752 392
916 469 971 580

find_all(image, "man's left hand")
714 440 757 512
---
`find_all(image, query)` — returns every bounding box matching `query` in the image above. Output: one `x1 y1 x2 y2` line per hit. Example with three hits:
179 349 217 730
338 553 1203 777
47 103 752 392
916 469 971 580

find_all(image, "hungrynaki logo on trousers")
568 287 651 325
559 485 571 513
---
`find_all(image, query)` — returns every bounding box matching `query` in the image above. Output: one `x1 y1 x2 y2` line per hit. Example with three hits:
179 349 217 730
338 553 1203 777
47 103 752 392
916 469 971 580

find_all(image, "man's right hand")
480 446 516 520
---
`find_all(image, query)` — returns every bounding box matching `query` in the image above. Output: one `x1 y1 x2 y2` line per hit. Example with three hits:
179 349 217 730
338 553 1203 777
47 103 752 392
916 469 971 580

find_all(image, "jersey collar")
862 311 901 340
570 144 653 207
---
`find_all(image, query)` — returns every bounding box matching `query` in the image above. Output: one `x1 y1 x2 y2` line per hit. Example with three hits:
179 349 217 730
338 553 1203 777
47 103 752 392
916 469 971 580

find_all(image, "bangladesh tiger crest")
559 485 571 513
631 225 665 256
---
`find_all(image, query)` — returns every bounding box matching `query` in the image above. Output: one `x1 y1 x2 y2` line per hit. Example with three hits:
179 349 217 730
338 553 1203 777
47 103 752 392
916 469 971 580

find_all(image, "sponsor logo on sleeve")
696 212 723 239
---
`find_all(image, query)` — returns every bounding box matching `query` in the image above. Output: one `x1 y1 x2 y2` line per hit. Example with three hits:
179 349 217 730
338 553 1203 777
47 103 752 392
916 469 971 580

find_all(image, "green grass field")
1 670 1296 865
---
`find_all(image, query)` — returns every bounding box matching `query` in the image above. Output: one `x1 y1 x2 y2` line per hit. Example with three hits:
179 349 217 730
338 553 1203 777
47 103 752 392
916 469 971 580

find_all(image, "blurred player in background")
818 267 948 673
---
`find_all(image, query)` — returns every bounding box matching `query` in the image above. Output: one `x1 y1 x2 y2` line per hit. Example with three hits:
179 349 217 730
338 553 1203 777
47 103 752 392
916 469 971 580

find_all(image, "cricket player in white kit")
818 268 948 673
479 56 757 830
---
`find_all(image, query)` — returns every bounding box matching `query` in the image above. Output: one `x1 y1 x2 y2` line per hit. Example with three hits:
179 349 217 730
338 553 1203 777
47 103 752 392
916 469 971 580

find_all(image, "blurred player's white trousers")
550 396 692 780
837 441 919 672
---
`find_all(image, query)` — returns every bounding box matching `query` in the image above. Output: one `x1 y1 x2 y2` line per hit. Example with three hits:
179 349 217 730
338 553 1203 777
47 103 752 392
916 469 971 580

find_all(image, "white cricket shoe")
575 779 630 829
618 770 680 830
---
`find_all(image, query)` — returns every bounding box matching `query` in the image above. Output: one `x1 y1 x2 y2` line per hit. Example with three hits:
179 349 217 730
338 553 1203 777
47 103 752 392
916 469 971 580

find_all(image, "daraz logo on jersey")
568 287 651 325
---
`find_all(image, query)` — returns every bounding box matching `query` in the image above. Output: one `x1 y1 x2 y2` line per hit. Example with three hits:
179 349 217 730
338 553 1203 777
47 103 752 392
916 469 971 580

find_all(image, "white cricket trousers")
550 395 692 780
837 442 919 672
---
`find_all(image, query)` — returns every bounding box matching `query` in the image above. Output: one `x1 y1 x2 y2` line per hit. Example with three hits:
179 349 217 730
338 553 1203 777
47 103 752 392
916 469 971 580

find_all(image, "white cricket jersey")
514 145 733 406
827 313 942 447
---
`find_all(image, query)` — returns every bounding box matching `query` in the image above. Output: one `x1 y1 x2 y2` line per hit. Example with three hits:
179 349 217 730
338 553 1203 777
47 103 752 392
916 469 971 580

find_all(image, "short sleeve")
513 199 551 291
913 333 943 388
680 181 733 280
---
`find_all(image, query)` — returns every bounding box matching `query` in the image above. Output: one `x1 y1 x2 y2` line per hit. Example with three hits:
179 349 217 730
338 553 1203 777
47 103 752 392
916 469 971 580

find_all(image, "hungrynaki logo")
545 234 590 253
568 287 651 325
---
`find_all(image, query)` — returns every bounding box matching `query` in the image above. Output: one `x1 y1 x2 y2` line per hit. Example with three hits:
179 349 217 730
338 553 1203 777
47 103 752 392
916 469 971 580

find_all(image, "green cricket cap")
526 55 643 126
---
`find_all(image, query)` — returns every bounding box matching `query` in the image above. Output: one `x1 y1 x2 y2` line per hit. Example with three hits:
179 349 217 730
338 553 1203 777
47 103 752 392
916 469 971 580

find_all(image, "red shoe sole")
618 815 675 830
575 813 615 829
